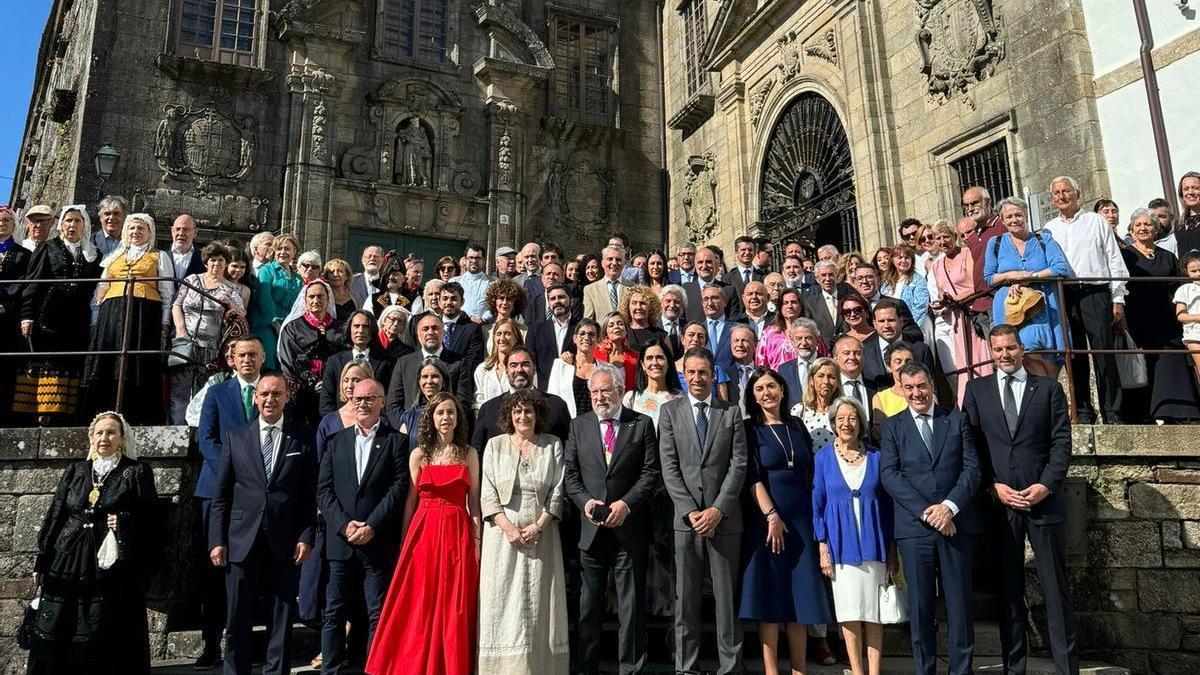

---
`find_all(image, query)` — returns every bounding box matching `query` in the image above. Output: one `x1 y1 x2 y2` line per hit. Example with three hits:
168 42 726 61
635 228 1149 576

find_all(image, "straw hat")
1004 287 1045 326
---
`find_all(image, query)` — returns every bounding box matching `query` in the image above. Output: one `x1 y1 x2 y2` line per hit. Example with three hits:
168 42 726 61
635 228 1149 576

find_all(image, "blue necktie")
695 402 709 447
443 321 456 349
708 319 721 350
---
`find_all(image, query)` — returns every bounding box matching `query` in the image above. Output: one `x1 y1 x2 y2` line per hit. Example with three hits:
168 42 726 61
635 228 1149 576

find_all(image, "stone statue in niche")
395 117 433 188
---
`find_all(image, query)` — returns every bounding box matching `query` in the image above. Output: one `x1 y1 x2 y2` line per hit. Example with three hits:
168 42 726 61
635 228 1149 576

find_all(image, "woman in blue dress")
739 367 833 675
983 196 1073 378
249 233 302 369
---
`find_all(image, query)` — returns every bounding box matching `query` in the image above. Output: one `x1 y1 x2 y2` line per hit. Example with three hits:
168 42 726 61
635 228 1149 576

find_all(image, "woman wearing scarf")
0 205 32 425
376 303 413 361
26 410 158 675
80 213 174 425
18 205 101 425
278 279 340 432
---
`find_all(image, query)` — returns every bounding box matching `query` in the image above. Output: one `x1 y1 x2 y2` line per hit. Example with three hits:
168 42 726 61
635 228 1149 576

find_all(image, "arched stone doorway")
757 92 860 253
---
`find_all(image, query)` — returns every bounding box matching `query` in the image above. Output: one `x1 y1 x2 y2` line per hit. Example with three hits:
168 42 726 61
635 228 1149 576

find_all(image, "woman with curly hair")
595 310 639 391
620 284 666 354
483 277 528 350
367 392 481 675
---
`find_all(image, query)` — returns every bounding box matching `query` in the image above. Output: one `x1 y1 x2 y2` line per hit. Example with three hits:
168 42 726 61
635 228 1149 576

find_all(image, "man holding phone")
564 366 661 675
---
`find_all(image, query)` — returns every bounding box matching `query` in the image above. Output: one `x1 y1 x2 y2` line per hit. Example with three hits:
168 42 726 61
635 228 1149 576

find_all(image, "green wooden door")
345 230 467 268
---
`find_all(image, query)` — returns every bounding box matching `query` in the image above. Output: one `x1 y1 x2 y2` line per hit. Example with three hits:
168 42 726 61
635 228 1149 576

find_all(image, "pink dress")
933 251 994 405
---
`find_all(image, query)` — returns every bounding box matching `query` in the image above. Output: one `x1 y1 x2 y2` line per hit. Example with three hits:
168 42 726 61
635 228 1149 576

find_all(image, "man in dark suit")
657 285 687 358
667 242 697 285
659 347 747 675
850 265 924 343
776 317 821 410
320 310 395 415
437 281 485 371
861 298 936 391
317 379 409 674
963 325 1077 675
728 280 774 338
385 313 466 424
696 284 742 378
472 347 571 448
682 246 741 320
880 362 982 675
524 261 567 324
349 246 383 307
802 259 847 344
833 335 876 419
168 214 206 278
564 366 660 675
526 284 578 391
209 374 317 675
194 336 264 669
726 235 765 299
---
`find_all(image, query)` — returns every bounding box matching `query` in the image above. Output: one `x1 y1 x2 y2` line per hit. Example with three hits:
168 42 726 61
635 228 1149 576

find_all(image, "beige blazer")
480 433 566 524
582 277 630 320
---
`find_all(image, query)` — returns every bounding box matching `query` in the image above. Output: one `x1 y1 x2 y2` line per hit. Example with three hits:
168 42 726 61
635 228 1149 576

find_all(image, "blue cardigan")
812 444 894 565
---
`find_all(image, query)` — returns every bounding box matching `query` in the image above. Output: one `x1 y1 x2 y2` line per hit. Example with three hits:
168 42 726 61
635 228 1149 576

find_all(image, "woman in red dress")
366 392 482 675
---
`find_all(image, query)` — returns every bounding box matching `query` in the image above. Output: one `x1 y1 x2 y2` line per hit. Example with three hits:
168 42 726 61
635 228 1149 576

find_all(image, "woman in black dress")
27 410 158 675
19 206 101 425
278 279 341 432
0 205 33 426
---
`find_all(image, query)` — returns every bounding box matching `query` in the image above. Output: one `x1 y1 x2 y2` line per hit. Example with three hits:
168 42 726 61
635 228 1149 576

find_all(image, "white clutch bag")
878 582 908 624
97 530 119 570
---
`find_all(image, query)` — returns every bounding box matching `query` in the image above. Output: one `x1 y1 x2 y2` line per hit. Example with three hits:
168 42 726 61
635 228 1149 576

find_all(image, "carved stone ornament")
547 160 614 234
682 154 718 244
133 187 270 232
497 132 513 188
805 30 838 66
154 104 256 189
776 31 803 82
748 78 775 129
916 0 1005 109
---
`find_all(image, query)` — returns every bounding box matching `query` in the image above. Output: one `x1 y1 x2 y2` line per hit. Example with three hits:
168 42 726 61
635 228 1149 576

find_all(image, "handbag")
167 336 196 368
879 580 909 624
17 595 39 650
1115 330 1148 389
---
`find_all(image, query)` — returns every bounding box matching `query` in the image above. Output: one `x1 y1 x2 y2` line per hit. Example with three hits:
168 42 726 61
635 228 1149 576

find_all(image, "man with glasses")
898 217 923 246
449 242 495 320
668 243 697 284
316 378 409 675
851 265 924 342
472 346 572 448
960 186 1006 319
351 246 384 307
683 246 741 320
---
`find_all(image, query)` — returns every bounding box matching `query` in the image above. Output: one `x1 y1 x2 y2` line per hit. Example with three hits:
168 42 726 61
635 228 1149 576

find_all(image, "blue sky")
1 0 54 202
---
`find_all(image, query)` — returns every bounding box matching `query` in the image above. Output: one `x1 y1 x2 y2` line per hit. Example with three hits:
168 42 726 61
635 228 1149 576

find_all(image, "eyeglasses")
902 231 919 240
575 331 598 339
350 395 381 405
919 235 934 242
299 262 321 270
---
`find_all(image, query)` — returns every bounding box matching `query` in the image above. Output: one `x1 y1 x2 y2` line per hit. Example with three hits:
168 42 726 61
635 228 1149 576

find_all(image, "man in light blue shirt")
449 242 495 321
92 195 127 258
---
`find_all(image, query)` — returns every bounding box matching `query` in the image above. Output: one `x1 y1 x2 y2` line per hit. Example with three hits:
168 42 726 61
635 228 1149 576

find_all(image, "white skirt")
831 560 888 623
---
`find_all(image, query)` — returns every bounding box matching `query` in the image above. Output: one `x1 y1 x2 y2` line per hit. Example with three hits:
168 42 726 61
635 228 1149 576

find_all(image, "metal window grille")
951 139 1014 209
682 0 707 97
550 16 612 126
381 0 448 63
178 0 255 65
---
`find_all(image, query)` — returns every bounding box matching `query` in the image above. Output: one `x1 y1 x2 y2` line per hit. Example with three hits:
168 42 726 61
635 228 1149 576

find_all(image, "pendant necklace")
89 463 116 508
766 422 795 469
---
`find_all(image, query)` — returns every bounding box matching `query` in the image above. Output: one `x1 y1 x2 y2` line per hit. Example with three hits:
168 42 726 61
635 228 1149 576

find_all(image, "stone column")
486 100 524 253
281 58 337 251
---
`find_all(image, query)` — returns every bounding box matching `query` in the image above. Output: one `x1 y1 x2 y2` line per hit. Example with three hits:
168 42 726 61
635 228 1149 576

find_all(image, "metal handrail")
2 274 241 417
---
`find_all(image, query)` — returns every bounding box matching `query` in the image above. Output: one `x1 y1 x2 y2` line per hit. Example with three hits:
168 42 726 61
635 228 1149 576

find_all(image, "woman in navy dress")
739 367 833 675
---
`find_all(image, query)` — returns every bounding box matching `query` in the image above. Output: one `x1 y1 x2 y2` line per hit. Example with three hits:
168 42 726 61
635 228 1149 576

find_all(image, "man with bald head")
351 246 385 306
960 186 1006 318
385 312 468 421
732 280 773 338
317 378 409 673
169 213 205 278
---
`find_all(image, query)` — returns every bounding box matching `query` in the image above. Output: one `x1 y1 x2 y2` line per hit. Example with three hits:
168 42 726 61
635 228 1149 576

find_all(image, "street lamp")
94 143 120 198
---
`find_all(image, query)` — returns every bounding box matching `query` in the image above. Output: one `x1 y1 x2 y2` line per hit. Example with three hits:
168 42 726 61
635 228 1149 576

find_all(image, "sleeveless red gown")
366 464 478 675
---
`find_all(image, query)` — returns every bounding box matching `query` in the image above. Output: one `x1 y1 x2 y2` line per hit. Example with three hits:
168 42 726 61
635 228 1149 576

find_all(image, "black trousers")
1064 284 1121 421
578 528 649 675
196 498 226 650
320 552 392 675
898 533 975 675
223 535 299 675
994 509 1079 675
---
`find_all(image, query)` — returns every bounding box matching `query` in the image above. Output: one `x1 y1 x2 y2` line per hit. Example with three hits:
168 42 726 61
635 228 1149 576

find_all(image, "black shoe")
1103 414 1124 425
193 647 221 670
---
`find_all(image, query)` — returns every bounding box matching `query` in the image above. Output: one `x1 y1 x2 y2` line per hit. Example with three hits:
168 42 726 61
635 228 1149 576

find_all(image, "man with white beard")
777 317 822 410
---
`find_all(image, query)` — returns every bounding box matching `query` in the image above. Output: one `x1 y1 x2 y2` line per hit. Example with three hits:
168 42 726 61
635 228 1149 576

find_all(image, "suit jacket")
209 420 318 563
442 313 485 372
777 358 809 411
963 373 1072 524
860 334 936 391
319 350 394 416
349 273 375 308
697 316 742 378
879 406 982 539
472 391 572 450
657 396 748 535
682 279 741 321
523 276 546 320
196 377 258 499
726 266 764 300
317 424 410 563
582 277 632 319
802 286 848 344
384 347 467 424
527 318 578 391
563 407 661 550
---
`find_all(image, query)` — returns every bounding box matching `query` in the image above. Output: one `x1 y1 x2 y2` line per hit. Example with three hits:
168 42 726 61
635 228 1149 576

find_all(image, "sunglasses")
841 306 865 315
902 231 919 239
919 235 934 242
438 265 456 271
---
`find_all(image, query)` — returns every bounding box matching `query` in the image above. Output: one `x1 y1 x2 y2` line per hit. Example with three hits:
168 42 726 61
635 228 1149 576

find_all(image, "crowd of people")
16 172 1200 675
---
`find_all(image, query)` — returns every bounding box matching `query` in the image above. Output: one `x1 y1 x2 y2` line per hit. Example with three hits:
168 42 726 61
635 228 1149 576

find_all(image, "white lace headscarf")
101 212 158 268
87 410 138 464
55 204 99 262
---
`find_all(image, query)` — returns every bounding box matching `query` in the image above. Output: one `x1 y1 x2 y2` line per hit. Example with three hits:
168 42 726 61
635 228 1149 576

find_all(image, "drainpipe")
1133 0 1178 214
657 0 670 249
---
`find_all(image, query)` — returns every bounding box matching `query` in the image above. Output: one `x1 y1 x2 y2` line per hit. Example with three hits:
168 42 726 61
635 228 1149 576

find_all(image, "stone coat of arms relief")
916 0 1004 109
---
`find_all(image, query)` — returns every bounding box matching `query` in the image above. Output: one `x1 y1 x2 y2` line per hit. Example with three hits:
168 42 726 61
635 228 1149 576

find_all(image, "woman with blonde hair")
620 284 666 354
322 258 357 334
475 316 523 410
837 252 865 284
791 357 843 449
250 233 302 369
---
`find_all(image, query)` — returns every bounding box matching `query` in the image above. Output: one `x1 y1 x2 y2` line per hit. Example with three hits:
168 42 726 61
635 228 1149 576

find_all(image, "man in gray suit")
658 347 748 675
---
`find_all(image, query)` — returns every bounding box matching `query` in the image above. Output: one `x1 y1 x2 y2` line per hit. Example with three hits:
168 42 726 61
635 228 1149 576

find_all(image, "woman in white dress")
478 389 569 674
812 396 897 675
791 357 843 449
474 316 521 410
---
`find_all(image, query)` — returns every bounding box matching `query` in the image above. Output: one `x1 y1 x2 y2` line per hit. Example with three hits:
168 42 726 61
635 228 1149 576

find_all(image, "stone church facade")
11 0 666 262
661 0 1112 256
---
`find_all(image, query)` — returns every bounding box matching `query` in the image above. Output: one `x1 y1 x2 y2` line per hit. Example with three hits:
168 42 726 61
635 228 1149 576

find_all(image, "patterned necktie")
609 281 618 309
443 321 456 349
744 268 751 284
1003 375 1019 435
262 426 276 482
603 419 616 465
354 352 367 365
918 414 934 457
695 402 709 446
740 365 752 391
242 385 254 421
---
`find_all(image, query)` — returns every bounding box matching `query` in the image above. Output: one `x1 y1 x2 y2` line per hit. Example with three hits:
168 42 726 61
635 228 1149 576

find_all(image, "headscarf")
279 278 337 353
101 212 157 268
54 204 99 262
86 410 138 461
376 303 411 348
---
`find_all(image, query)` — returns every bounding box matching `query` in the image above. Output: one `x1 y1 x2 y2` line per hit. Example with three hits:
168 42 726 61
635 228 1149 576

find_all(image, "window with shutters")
175 0 257 66
549 14 615 127
380 0 450 64
682 0 708 97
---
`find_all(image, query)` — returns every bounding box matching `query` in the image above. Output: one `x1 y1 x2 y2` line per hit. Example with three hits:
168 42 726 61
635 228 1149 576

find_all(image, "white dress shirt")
661 315 682 337
735 265 755 283
840 374 869 412
354 421 380 483
259 417 284 471
686 391 714 425
1043 209 1129 303
907 407 959 516
553 316 571 350
996 367 1028 410
421 346 444 360
596 405 624 447
171 246 195 278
